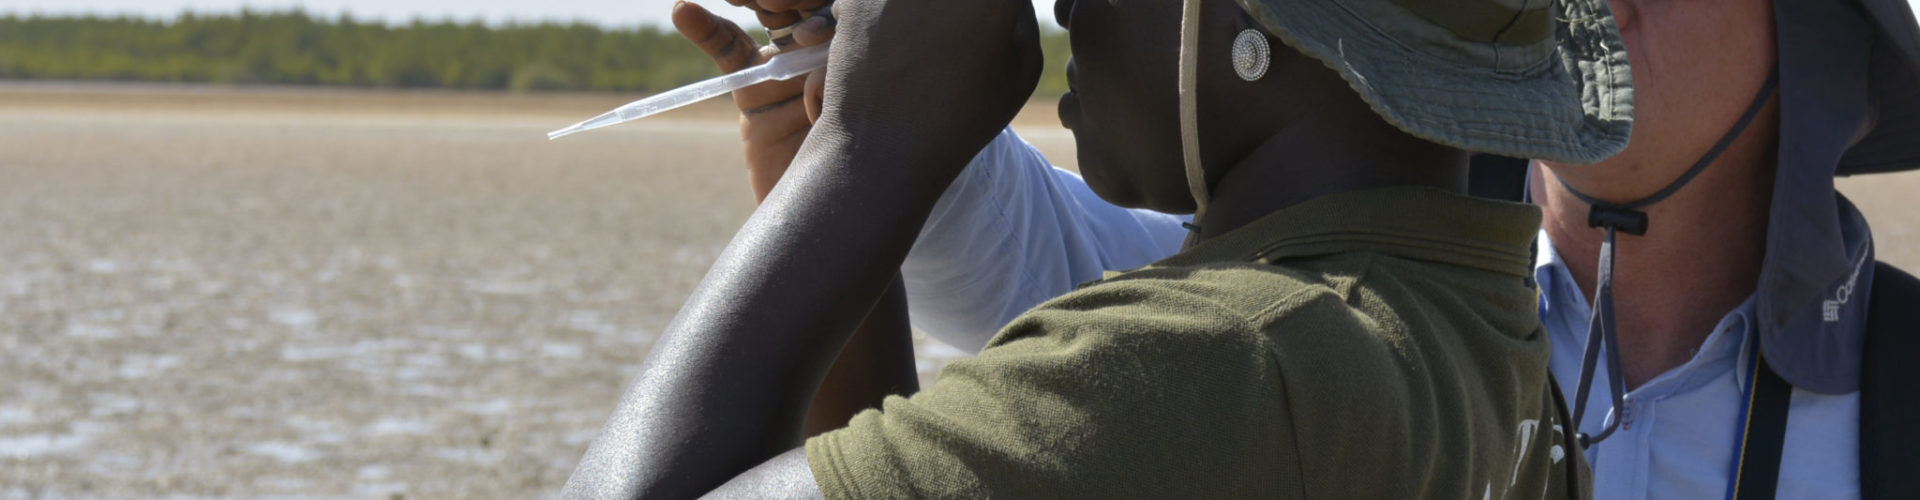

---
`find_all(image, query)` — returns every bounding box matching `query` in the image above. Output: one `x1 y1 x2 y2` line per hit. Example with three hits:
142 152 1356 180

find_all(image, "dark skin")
1055 0 1467 223
562 0 1469 497
670 2 918 438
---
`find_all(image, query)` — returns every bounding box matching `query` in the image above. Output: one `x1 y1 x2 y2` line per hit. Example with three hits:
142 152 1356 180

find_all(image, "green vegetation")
0 10 1075 95
1036 27 1072 98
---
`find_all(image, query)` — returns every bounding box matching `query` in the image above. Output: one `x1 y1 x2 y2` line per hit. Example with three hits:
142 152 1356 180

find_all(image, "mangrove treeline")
0 10 1075 95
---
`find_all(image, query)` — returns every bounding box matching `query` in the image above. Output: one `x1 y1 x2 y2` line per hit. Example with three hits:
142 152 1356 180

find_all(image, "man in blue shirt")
669 0 1919 498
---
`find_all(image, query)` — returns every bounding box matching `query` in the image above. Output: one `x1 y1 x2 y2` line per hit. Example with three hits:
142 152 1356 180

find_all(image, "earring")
1231 29 1271 82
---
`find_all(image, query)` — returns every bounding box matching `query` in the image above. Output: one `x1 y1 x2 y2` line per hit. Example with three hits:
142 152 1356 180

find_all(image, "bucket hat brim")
1236 0 1634 165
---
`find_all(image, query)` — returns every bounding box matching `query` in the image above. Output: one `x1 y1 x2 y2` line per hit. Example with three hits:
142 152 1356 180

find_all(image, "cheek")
1610 3 1774 163
1073 56 1183 172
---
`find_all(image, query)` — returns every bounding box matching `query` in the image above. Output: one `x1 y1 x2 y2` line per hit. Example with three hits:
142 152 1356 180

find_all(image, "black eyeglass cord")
1563 68 1780 448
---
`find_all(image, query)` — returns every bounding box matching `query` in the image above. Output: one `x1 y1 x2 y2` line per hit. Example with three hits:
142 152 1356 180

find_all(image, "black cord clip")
1587 206 1649 235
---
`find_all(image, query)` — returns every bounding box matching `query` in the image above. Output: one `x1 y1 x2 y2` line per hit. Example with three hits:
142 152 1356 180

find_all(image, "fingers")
729 45 807 111
796 2 832 122
741 100 813 157
671 1 763 74
801 2 831 123
803 69 826 124
744 95 811 137
676 2 805 114
752 0 833 13
791 9 835 47
756 9 803 32
739 95 814 202
739 0 830 33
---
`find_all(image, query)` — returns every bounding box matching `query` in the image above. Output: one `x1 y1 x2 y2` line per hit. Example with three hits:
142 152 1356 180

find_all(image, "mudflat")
0 83 1060 499
0 83 1911 498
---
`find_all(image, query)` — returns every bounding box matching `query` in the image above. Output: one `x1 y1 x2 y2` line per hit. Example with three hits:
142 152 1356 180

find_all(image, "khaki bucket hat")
1231 0 1634 165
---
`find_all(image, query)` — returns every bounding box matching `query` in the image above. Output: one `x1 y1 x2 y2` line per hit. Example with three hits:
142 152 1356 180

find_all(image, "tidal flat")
0 83 1909 498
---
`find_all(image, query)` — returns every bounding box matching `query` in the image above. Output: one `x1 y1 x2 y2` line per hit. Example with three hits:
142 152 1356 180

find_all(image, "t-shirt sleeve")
805 282 1302 499
901 127 1189 353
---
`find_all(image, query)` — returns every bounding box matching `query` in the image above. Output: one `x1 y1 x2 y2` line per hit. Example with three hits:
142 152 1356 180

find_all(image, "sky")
0 0 1911 32
0 0 1061 29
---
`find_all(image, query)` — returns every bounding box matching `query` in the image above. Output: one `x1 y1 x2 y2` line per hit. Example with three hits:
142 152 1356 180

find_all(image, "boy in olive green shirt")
560 0 1634 496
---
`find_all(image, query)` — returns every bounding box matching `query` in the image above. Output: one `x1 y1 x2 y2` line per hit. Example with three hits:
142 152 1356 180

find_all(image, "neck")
1197 113 1469 240
1533 119 1778 389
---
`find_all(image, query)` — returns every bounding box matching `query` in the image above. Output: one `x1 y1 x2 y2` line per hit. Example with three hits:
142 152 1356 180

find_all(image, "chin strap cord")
1178 0 1207 234
1564 68 1778 448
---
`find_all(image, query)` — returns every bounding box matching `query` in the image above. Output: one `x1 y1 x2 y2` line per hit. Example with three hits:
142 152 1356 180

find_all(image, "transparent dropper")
547 44 830 140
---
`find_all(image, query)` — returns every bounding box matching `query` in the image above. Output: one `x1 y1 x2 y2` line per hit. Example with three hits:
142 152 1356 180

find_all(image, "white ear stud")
1231 29 1271 82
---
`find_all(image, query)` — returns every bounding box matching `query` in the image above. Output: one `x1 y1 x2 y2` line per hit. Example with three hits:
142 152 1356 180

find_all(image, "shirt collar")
1673 295 1759 396
1536 231 1762 397
1533 228 1569 304
1153 187 1543 278
1537 209 1873 394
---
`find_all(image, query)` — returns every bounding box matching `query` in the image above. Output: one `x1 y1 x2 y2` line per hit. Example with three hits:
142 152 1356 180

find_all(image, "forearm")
803 277 917 437
559 130 973 500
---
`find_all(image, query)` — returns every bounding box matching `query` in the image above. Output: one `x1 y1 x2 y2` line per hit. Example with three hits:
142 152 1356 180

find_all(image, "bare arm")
804 278 917 436
560 121 967 500
669 4 918 439
701 449 822 500
559 0 1043 497
559 128 958 499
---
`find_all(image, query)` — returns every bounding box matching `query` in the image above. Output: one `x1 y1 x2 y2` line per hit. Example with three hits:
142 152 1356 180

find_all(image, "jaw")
1075 151 1200 214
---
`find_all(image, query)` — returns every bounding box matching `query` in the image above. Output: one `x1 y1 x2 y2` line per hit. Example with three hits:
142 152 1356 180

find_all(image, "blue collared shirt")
1535 233 1861 500
903 128 1866 499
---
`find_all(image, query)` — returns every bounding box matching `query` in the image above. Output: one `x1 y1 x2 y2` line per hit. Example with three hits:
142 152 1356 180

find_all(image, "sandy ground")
0 83 1912 499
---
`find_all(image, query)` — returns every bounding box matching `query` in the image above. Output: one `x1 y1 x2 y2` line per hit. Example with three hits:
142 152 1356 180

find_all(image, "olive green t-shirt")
806 187 1588 499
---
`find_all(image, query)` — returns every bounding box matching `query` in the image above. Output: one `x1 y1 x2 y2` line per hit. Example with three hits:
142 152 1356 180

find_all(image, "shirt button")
1620 398 1635 430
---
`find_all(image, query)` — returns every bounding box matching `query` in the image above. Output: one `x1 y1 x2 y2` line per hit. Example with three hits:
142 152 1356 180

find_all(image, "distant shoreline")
0 79 639 97
0 79 719 121
0 79 1070 129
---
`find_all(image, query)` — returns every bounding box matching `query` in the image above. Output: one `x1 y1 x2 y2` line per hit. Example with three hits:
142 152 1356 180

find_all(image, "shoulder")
984 258 1371 355
810 262 1318 497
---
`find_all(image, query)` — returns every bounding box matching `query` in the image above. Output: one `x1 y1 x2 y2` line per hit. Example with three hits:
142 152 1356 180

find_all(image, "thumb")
803 68 826 124
672 0 765 73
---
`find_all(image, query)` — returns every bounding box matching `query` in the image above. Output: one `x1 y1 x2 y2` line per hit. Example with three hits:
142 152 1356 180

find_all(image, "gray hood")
1757 0 1920 394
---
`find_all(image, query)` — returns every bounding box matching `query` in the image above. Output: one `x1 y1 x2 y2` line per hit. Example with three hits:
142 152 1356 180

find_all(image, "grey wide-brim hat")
1236 0 1634 165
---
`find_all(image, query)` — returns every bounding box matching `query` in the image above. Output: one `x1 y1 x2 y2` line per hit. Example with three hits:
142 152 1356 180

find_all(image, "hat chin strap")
1179 0 1208 229
1562 67 1778 448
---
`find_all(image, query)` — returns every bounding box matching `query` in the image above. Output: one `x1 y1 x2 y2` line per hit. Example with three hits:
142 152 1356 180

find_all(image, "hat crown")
1316 0 1560 74
1388 0 1555 44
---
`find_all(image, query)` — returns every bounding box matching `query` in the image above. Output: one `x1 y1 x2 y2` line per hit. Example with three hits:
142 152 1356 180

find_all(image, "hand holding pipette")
548 1 836 141
546 44 828 140
661 0 831 200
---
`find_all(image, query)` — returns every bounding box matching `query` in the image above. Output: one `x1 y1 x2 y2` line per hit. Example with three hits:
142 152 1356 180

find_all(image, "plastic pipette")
547 44 830 140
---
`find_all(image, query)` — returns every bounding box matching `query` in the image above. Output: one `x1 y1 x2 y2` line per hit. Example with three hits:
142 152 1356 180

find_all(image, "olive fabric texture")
806 187 1586 498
